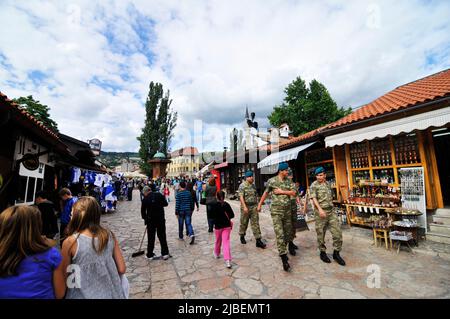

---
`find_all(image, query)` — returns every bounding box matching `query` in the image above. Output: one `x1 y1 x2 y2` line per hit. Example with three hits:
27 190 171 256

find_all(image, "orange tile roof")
0 91 61 140
171 146 199 157
326 68 450 129
277 68 450 149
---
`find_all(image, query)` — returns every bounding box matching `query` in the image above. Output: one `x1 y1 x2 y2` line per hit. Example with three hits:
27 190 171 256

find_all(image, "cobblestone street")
101 190 450 299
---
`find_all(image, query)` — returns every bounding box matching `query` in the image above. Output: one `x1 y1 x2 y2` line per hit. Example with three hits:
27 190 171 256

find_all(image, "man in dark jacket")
141 185 170 260
35 191 59 239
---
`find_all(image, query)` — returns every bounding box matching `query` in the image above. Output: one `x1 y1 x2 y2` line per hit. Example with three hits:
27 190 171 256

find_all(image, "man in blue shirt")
175 182 195 244
195 179 203 203
58 188 78 246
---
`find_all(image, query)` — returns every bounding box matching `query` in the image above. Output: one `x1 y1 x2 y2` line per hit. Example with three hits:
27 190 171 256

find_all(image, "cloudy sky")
1 0 449 152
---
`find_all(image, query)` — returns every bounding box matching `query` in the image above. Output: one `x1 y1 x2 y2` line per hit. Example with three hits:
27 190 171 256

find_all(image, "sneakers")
178 237 184 241
225 260 232 269
320 251 331 263
189 235 195 245
333 251 346 266
256 238 266 249
146 253 157 260
213 253 220 259
162 255 170 260
240 235 247 244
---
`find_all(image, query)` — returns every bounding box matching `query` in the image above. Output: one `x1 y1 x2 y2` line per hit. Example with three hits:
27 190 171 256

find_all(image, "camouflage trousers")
288 205 297 242
239 206 262 239
270 205 293 256
314 210 343 252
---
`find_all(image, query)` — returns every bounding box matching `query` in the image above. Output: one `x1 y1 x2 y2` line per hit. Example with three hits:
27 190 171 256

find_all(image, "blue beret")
245 170 254 178
315 166 325 175
278 162 289 171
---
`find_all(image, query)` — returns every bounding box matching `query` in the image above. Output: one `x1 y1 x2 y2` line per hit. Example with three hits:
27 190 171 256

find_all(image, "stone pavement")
101 190 450 299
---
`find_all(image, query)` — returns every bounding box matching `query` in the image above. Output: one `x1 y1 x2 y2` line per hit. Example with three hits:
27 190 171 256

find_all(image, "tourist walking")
58 188 78 246
141 185 170 260
211 191 235 268
175 182 195 244
35 190 59 239
0 205 66 299
195 179 203 203
61 196 127 298
205 177 217 233
163 185 171 203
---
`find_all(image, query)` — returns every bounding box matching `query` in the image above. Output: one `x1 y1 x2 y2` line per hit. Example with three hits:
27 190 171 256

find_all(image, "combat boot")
320 251 331 263
291 242 299 250
280 254 291 272
256 238 266 249
333 251 346 266
288 241 296 256
240 235 247 244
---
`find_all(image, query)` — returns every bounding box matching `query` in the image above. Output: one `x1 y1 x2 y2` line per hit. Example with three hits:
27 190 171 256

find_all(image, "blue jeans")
196 190 202 203
178 211 194 238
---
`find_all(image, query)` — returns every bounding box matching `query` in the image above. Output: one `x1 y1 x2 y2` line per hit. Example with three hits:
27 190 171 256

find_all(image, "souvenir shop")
324 106 450 248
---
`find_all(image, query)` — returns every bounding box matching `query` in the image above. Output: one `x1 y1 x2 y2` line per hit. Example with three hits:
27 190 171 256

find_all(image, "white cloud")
0 0 449 153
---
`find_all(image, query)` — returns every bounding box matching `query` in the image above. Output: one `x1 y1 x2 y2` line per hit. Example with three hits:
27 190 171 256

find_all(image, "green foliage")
268 77 352 136
98 151 139 168
137 82 177 175
13 95 59 133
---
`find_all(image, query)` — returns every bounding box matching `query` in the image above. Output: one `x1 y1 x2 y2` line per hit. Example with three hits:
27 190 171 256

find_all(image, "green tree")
13 95 59 133
137 82 177 175
268 77 351 136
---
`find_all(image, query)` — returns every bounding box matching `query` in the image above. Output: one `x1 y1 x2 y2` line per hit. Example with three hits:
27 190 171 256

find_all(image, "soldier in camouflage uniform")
310 166 345 266
258 162 297 271
287 168 300 254
238 171 266 248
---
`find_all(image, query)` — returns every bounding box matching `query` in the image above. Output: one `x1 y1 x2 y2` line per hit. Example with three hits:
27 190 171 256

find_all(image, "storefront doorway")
433 127 450 206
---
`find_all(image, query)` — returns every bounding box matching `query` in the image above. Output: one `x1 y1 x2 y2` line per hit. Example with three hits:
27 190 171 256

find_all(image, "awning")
197 162 213 176
214 161 228 169
325 107 450 147
257 142 316 169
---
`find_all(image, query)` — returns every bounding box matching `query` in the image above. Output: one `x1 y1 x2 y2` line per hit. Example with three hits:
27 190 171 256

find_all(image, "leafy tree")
137 82 177 175
268 77 351 136
13 95 59 133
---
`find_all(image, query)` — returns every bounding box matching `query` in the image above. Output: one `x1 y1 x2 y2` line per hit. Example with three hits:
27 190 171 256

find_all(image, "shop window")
373 168 395 184
349 142 369 168
16 176 28 204
36 178 43 193
26 177 36 203
370 138 392 167
393 133 420 165
352 170 371 185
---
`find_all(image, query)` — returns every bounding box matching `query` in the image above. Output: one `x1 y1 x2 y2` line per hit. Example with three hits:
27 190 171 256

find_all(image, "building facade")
166 147 200 178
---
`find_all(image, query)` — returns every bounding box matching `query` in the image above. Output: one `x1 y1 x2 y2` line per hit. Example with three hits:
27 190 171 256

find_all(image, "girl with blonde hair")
61 196 127 299
0 205 65 298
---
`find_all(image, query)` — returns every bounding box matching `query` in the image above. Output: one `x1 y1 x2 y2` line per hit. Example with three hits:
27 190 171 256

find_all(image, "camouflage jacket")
309 180 333 211
265 176 294 208
238 181 258 206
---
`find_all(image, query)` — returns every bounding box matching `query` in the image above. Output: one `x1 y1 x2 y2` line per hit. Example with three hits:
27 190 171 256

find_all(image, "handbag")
224 205 233 229
200 190 207 205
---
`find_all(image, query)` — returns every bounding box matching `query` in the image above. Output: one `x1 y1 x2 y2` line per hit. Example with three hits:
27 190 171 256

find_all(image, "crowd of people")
0 169 141 299
0 164 346 298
